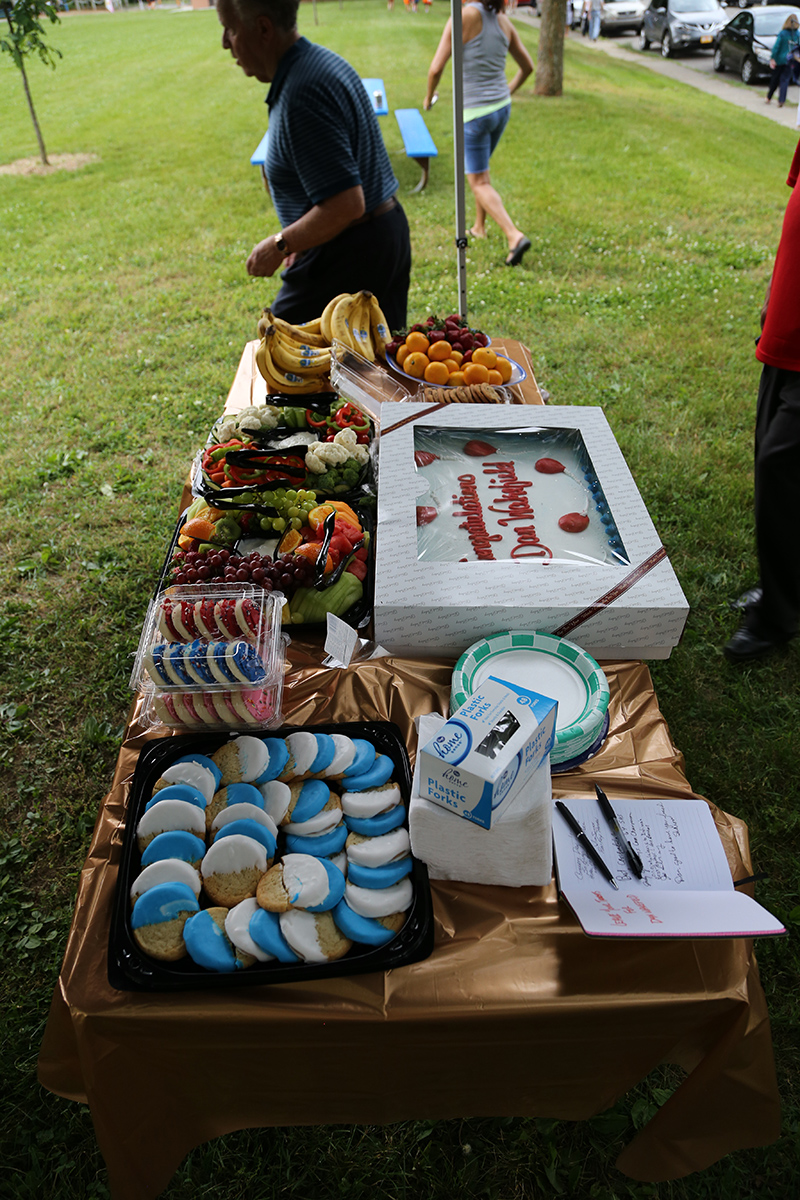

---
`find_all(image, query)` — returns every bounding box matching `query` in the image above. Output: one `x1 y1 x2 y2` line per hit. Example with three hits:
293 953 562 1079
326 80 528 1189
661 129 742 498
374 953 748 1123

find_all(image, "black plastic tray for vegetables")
191 394 373 504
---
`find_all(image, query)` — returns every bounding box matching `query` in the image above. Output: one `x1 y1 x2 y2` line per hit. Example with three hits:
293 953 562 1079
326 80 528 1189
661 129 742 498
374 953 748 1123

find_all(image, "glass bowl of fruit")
385 315 526 389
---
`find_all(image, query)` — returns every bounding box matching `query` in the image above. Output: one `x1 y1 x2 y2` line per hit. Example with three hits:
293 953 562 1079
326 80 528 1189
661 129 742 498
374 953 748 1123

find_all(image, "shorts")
463 103 511 175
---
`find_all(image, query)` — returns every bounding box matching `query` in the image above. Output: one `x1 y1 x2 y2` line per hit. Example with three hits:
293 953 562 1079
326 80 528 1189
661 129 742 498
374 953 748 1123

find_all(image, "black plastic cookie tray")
108 722 434 991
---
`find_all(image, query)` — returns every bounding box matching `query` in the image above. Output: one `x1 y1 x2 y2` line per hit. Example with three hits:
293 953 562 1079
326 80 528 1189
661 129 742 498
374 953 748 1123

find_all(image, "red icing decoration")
416 506 438 526
535 458 565 474
464 440 497 457
414 451 439 467
558 512 590 533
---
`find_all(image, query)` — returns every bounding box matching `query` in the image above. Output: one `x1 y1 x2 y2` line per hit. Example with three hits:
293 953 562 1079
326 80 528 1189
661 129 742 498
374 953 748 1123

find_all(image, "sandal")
505 236 531 268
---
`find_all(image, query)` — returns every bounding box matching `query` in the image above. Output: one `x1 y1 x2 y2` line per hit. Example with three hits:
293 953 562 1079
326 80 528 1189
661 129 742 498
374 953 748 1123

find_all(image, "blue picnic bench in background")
394 108 438 192
250 89 438 195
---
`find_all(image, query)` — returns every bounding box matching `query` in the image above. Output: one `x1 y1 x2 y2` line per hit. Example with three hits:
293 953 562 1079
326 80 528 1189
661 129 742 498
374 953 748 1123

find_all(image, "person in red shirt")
725 140 800 662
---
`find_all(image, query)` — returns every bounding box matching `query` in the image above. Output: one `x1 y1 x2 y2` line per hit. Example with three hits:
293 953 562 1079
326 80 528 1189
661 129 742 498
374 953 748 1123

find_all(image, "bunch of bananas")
319 290 390 364
254 290 391 394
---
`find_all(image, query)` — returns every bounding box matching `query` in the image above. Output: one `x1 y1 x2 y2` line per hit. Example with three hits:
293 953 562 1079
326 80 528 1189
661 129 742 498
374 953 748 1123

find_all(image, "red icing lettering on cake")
535 457 565 474
416 506 438 526
414 451 439 467
483 462 553 559
453 475 502 559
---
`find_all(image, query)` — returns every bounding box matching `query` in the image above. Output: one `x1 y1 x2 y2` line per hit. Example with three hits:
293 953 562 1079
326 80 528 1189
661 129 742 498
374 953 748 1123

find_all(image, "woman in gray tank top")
424 0 533 266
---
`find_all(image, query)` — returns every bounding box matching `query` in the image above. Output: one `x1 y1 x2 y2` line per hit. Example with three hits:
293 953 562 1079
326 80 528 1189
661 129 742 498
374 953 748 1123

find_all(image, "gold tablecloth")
38 645 779 1200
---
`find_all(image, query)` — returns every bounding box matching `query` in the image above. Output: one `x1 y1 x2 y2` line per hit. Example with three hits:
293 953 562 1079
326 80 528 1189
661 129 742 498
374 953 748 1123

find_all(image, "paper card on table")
552 797 785 939
324 614 359 668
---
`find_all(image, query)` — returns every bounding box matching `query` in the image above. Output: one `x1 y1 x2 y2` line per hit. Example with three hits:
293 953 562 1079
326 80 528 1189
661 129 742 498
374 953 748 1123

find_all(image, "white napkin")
410 713 553 887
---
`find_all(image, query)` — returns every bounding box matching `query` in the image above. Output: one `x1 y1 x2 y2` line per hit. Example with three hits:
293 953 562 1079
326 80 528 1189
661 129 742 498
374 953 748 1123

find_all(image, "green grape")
286 489 297 502
287 505 300 518
291 516 303 531
273 517 286 532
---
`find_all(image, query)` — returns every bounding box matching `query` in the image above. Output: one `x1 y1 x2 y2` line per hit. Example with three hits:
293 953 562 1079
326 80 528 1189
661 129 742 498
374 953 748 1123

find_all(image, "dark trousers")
746 363 800 641
767 60 798 103
271 201 411 334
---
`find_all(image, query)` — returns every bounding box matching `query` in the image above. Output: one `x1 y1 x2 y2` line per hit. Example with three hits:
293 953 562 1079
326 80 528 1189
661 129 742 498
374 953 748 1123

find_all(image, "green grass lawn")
1 3 799 1197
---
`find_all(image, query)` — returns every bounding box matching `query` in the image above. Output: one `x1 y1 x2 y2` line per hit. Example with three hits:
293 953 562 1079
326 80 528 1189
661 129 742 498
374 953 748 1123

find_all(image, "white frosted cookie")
323 734 356 778
136 798 206 853
284 792 343 837
152 761 216 804
259 780 293 826
211 803 278 841
346 827 411 868
225 897 275 963
129 859 202 904
212 736 271 784
279 909 352 963
201 833 268 907
345 877 413 919
341 782 402 820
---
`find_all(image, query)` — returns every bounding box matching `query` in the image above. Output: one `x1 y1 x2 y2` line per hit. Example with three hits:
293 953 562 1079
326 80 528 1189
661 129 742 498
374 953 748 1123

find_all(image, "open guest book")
552 797 786 939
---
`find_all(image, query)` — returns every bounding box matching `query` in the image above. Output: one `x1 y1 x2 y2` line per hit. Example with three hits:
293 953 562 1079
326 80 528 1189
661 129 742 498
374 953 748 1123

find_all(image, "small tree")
1 0 62 166
535 0 566 97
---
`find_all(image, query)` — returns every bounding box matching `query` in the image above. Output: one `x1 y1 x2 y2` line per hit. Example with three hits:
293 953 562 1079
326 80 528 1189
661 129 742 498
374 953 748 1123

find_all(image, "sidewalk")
513 9 800 131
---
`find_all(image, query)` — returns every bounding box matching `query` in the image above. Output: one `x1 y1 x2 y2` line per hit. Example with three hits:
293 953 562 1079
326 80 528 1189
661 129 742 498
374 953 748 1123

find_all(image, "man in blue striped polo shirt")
218 0 411 332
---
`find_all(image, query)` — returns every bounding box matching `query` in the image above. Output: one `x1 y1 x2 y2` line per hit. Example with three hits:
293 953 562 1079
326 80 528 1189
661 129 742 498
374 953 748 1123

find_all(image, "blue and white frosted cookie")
322 734 357 779
225 897 275 963
201 832 269 908
345 829 411 889
279 909 353 963
143 644 172 687
347 857 412 889
341 782 402 820
256 852 345 913
285 779 334 826
144 783 207 814
342 753 395 793
130 880 200 961
284 822 349 859
224 642 266 684
206 782 265 829
254 737 290 783
152 759 217 804
136 798 206 854
284 791 343 838
162 642 194 687
332 899 405 948
140 830 207 870
249 906 301 963
279 731 328 781
183 907 248 971
343 803 407 838
129 858 202 905
213 817 277 861
341 739 377 779
345 877 413 919
211 803 278 841
212 736 271 784
258 779 293 826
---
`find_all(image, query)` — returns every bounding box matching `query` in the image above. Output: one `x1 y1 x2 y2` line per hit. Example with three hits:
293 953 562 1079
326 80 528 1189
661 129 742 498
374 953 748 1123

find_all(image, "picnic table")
37 346 780 1200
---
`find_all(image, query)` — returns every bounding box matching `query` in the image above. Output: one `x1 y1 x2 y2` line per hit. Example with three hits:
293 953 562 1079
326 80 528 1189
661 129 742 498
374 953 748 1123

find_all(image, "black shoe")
728 585 763 612
723 626 779 664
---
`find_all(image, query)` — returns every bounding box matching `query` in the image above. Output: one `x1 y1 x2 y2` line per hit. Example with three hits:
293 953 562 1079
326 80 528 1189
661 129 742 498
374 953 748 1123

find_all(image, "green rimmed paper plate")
450 631 610 766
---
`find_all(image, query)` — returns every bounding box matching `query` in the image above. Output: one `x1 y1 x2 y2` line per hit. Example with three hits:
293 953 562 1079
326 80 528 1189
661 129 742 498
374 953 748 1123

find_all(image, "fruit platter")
159 495 372 630
385 314 526 389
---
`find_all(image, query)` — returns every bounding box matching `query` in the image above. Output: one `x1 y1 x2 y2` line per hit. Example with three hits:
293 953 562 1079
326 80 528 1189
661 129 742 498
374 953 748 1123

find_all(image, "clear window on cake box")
413 426 629 566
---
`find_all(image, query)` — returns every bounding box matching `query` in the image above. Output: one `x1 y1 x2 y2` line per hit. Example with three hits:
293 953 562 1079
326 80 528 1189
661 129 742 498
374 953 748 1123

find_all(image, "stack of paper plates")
450 631 610 767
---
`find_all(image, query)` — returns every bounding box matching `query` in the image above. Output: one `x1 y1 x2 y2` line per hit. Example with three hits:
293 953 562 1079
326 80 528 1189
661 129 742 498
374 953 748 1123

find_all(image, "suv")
640 0 728 54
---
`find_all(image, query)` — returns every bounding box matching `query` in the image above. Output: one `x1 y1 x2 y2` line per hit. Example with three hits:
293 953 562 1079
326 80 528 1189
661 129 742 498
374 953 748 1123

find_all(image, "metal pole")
451 0 468 322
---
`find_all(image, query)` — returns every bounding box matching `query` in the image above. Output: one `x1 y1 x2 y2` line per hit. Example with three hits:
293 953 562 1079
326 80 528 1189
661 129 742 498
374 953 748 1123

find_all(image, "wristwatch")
274 231 290 257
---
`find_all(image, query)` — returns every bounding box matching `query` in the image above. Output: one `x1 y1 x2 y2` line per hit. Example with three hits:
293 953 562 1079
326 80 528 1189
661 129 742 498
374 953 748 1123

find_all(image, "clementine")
448 371 466 386
495 355 513 383
424 360 450 385
428 339 453 362
449 349 463 365
405 331 430 355
471 347 497 369
487 369 503 386
396 344 410 366
443 359 460 375
463 362 490 385
404 351 430 378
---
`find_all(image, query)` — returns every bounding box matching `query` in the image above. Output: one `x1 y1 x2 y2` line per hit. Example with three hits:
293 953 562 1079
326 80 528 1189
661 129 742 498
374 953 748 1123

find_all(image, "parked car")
597 0 647 32
639 0 728 54
713 4 800 79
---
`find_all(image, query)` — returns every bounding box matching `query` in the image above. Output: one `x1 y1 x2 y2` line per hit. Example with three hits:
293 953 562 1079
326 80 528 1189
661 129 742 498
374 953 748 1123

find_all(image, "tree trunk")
535 0 566 97
18 55 49 165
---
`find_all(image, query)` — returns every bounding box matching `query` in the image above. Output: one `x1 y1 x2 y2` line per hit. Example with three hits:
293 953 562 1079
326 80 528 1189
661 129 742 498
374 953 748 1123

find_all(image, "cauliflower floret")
331 426 369 465
238 405 279 433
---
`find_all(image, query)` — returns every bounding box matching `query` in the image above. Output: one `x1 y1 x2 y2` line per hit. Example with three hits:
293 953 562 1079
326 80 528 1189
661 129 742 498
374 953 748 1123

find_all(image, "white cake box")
373 403 689 660
418 676 557 829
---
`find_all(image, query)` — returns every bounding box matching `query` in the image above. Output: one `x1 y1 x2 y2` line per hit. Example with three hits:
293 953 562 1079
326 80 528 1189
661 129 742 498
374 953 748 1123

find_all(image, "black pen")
594 784 644 879
555 801 619 890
